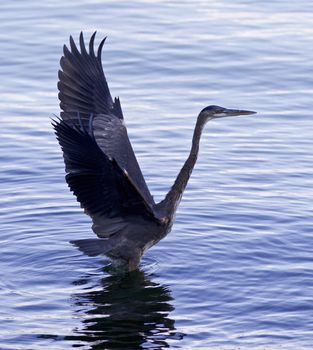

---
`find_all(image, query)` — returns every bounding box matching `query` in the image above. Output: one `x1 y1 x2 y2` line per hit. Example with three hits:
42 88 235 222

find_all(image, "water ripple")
1 0 313 349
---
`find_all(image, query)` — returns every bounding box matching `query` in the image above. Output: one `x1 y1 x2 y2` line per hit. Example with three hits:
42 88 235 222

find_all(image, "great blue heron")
53 32 256 271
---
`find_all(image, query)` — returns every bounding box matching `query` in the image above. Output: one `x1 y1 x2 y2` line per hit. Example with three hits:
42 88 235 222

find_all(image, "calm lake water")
1 1 313 349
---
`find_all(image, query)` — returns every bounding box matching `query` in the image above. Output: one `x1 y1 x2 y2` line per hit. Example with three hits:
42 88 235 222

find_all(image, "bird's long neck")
159 116 206 216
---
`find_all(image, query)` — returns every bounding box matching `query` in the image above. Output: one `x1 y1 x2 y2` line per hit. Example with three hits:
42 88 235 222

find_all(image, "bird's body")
54 32 255 271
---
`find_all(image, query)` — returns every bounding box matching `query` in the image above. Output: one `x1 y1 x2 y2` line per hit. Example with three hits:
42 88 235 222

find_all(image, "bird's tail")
70 238 116 257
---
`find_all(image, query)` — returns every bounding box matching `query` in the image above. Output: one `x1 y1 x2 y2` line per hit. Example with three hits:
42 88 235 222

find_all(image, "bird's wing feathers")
53 119 158 232
58 32 154 205
92 114 154 205
58 32 115 116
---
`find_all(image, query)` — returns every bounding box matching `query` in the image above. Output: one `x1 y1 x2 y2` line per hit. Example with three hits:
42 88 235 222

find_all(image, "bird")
53 32 256 271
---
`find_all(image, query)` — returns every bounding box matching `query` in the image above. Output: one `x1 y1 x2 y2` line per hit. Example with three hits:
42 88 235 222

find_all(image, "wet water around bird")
1 1 313 349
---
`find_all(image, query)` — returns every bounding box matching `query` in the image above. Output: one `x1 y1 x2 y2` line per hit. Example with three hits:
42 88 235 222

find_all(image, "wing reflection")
66 269 182 349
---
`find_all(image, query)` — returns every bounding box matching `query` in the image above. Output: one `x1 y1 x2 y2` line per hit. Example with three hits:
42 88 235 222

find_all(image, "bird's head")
199 105 256 122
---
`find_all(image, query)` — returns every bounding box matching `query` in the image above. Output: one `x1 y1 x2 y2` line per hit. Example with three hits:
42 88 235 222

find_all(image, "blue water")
1 1 313 349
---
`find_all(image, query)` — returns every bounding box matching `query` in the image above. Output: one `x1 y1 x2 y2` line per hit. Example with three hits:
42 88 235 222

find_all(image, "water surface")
1 1 313 349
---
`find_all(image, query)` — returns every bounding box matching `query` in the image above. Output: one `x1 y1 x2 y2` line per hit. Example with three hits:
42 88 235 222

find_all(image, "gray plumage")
53 32 256 271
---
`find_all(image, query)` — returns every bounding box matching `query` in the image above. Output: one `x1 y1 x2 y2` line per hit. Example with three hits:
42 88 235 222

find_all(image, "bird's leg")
128 255 141 271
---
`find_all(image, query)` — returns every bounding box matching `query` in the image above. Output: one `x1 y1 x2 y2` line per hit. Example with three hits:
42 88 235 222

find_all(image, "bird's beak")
214 108 257 118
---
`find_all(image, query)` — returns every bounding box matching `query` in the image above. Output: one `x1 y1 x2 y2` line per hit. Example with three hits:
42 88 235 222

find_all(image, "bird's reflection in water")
66 267 182 349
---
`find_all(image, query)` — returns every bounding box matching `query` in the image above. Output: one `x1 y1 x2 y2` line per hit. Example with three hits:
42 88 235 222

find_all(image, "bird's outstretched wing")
53 118 158 226
58 32 154 205
58 32 115 117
